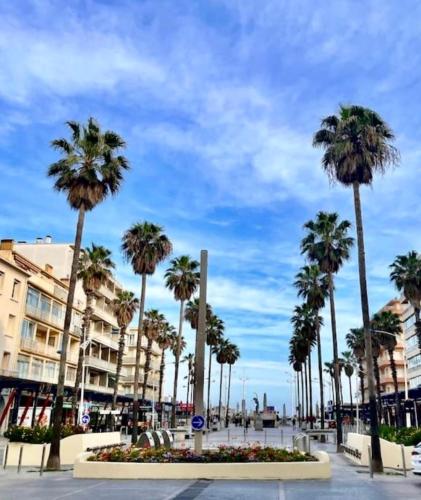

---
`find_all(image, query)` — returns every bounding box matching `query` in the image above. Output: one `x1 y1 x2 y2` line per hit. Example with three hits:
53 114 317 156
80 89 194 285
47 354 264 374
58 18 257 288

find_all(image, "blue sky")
1 0 420 412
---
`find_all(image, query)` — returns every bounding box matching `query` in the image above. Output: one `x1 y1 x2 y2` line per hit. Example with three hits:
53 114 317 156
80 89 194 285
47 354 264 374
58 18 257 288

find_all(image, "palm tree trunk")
388 348 401 427
300 368 304 426
71 294 93 422
112 325 126 410
348 376 353 421
47 205 85 470
142 337 153 400
328 274 343 451
158 350 165 403
304 360 308 422
171 300 185 428
353 181 383 472
297 371 301 424
132 273 147 444
225 364 232 427
218 363 224 424
373 355 382 421
186 375 190 416
308 351 313 429
316 317 325 430
358 360 365 404
339 373 344 406
206 347 212 428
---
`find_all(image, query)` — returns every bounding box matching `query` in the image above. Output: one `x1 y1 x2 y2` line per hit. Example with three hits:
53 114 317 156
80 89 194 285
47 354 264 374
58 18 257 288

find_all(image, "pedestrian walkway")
0 425 420 499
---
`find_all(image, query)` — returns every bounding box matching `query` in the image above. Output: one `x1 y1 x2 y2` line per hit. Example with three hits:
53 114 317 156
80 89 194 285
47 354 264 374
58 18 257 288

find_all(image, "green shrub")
4 424 84 444
379 425 421 446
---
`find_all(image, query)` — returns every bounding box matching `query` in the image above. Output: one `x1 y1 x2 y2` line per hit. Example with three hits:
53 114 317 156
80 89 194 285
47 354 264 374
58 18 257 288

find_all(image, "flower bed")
88 445 316 464
75 446 331 480
379 425 421 447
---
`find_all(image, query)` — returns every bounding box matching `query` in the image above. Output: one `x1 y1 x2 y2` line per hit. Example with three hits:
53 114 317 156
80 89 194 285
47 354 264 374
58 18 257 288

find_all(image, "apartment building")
15 237 125 399
121 327 162 402
0 239 83 429
362 298 407 402
402 301 421 390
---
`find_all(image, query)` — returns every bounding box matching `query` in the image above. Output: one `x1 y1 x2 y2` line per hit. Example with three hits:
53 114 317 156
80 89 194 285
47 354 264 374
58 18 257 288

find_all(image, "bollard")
40 444 46 476
264 429 267 445
400 444 407 477
227 429 230 444
3 444 9 469
368 445 373 478
17 445 24 473
281 429 284 445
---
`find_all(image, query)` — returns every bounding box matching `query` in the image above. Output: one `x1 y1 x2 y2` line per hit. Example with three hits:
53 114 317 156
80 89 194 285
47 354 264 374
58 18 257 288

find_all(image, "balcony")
84 383 114 395
91 331 119 351
85 355 116 373
26 303 64 329
20 337 60 359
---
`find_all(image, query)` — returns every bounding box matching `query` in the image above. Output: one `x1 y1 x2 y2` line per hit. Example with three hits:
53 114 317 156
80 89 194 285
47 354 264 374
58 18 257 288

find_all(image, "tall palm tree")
122 222 172 443
183 353 195 414
290 331 309 420
370 331 382 421
46 118 128 469
390 251 421 350
206 314 224 427
301 211 353 447
372 310 402 426
214 339 231 424
324 361 335 405
112 291 139 410
142 309 165 400
157 322 176 403
225 343 240 427
341 351 355 420
294 265 329 431
72 244 114 419
314 105 398 471
165 256 200 427
346 328 365 404
291 304 318 428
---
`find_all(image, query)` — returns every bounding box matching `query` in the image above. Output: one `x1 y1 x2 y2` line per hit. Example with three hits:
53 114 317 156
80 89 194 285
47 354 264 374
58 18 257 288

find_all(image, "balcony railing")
20 337 60 359
91 331 119 351
85 355 116 372
84 383 114 394
25 303 64 328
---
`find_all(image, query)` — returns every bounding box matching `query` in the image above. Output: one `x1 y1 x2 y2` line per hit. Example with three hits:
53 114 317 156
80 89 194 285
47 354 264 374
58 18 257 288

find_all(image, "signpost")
191 415 205 431
81 414 90 425
193 250 208 454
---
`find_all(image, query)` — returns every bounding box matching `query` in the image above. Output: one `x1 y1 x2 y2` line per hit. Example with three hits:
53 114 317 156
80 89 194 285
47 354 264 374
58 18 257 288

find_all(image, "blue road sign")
81 413 90 425
191 415 205 431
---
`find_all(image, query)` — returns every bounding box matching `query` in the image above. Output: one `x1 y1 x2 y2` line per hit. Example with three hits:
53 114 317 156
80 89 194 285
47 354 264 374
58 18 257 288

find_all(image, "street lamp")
78 336 92 425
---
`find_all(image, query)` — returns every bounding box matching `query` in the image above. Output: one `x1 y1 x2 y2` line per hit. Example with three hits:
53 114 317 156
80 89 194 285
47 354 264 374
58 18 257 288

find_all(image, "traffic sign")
81 414 90 425
191 415 205 431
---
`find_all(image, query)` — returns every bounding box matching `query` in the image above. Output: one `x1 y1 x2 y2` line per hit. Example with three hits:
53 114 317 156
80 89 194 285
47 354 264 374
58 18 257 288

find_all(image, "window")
51 301 63 325
0 271 4 290
1 352 10 370
26 287 40 309
408 354 421 370
404 314 416 330
127 334 136 346
45 361 56 379
31 358 43 379
17 355 29 378
11 279 21 299
66 366 76 382
40 295 51 321
7 314 16 332
48 334 57 348
21 319 36 340
407 334 419 349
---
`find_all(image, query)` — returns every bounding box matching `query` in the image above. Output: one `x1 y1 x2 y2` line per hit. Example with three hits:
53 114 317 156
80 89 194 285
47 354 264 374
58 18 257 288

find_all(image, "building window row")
404 313 416 330
408 353 421 370
407 334 419 349
409 375 421 389
26 287 64 326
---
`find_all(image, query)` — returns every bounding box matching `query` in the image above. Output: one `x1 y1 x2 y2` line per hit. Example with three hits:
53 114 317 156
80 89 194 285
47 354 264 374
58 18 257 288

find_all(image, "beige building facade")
121 327 162 402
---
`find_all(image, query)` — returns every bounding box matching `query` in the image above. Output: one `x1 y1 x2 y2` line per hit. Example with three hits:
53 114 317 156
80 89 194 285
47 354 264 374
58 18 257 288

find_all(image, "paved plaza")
0 426 420 499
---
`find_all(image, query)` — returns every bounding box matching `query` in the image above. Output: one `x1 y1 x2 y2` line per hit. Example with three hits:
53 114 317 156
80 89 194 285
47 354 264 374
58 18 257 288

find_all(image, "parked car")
412 442 421 475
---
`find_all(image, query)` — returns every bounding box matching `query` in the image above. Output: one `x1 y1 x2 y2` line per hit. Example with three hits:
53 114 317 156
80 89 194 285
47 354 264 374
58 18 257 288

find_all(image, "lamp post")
78 336 92 425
